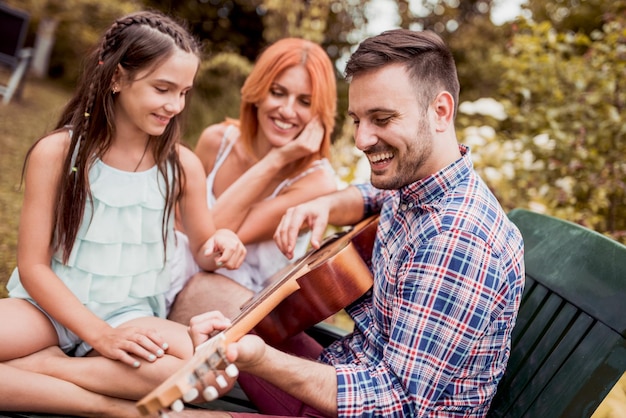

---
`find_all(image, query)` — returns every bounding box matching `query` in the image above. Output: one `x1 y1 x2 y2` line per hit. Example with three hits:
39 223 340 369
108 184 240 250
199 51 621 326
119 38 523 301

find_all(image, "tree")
142 0 266 62
458 5 626 243
6 0 140 83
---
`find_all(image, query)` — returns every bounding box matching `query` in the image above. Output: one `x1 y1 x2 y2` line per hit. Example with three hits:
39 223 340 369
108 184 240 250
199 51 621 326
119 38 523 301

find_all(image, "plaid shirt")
320 145 525 417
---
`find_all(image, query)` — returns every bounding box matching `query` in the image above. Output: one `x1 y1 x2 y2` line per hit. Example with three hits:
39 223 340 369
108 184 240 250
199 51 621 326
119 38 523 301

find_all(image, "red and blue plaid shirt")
320 145 525 417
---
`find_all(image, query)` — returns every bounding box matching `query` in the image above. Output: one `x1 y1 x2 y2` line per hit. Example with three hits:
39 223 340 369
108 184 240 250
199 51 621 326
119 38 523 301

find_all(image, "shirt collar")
399 144 473 208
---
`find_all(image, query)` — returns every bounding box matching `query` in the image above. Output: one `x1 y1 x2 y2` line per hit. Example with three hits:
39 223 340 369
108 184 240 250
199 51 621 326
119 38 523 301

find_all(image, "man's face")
348 63 434 190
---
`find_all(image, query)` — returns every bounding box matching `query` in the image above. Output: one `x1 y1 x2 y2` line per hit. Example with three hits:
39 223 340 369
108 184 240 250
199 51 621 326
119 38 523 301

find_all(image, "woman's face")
255 65 314 148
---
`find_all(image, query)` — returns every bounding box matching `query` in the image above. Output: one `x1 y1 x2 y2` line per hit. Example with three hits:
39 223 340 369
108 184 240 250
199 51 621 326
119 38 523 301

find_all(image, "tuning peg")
225 363 239 378
202 385 219 402
215 374 227 388
182 387 199 402
171 399 185 412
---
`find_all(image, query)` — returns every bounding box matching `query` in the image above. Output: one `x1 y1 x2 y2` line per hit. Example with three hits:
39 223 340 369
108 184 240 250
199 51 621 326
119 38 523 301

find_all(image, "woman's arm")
208 119 337 244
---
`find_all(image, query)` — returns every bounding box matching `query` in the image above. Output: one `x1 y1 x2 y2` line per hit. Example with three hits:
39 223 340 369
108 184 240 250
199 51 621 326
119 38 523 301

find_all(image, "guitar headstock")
136 333 239 415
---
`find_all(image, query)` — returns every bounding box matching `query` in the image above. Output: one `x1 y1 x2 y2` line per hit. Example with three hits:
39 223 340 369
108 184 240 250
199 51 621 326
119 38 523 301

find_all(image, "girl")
0 10 245 417
168 38 338 323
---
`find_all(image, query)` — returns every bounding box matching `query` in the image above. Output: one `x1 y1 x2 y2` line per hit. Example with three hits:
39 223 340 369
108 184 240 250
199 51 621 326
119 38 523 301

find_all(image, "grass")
0 75 70 297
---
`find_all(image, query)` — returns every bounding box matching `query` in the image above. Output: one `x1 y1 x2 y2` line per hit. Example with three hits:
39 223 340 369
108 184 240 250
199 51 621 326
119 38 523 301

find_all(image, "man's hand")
274 198 332 259
187 311 232 348
187 311 266 369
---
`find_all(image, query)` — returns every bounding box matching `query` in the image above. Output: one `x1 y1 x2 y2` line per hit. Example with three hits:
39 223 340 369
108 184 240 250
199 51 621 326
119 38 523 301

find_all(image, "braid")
51 10 200 263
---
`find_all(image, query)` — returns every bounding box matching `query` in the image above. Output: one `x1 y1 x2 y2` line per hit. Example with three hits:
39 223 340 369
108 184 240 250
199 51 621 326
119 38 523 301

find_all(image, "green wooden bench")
488 208 626 417
0 3 32 105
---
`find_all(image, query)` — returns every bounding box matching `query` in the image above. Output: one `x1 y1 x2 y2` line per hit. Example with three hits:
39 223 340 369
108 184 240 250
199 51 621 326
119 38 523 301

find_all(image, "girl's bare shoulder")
177 143 204 174
29 130 71 165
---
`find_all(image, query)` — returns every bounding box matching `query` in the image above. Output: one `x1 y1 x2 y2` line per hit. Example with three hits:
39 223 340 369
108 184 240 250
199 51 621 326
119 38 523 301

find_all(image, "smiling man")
188 29 526 418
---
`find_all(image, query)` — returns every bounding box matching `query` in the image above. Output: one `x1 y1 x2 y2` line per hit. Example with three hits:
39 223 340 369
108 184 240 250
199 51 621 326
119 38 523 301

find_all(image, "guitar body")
136 216 379 415
253 215 378 344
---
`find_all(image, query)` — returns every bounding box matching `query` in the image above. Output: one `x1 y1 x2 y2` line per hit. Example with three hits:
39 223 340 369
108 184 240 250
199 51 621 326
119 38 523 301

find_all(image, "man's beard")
370 122 433 190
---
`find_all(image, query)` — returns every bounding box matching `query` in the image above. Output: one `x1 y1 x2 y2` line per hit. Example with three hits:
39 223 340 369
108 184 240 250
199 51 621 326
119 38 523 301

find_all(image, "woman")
168 37 338 323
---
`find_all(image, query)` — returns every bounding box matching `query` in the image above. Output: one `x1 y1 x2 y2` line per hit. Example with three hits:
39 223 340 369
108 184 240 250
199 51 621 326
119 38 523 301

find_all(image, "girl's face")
114 49 198 139
256 65 314 148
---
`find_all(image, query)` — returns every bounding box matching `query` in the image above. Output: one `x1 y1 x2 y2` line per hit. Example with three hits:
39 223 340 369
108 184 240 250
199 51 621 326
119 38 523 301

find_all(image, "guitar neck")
136 215 379 415
223 261 311 343
136 260 312 415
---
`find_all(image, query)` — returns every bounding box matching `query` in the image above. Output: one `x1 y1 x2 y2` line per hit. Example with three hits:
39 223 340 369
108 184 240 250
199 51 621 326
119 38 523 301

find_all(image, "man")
187 28 525 417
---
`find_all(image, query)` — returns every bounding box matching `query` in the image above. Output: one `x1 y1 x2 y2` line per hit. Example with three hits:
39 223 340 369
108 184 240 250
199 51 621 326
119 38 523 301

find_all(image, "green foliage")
182 52 253 148
523 0 622 35
46 0 141 83
261 0 331 43
458 13 626 243
0 78 71 296
142 0 266 62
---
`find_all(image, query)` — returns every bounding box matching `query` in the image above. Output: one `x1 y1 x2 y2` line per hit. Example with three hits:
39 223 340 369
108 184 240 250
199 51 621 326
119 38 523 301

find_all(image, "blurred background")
0 0 625 415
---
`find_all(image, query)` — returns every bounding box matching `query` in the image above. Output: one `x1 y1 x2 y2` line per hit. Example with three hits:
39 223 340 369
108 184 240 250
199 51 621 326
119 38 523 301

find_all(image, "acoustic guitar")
136 215 379 415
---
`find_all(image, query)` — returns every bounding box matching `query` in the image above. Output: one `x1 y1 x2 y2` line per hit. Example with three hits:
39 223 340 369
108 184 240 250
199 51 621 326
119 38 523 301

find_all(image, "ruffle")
9 160 175 309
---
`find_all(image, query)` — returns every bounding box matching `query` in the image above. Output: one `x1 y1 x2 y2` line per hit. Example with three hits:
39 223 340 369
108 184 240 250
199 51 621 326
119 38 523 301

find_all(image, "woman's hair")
345 29 460 118
29 10 201 263
238 38 337 175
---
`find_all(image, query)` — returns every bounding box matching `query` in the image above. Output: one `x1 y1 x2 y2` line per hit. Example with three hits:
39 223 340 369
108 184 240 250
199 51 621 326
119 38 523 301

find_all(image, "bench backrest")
488 208 626 417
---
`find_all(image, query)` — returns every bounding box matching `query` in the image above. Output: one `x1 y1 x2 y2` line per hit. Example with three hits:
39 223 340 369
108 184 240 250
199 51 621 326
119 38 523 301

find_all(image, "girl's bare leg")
0 298 59 360
0 298 154 417
0 363 143 418
7 316 207 400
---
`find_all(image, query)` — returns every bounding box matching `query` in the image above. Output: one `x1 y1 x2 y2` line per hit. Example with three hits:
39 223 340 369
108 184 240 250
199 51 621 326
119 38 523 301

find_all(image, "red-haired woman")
168 38 338 323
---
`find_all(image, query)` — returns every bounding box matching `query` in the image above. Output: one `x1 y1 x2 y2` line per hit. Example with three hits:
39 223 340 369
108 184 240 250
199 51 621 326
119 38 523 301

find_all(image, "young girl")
167 38 338 323
0 10 245 417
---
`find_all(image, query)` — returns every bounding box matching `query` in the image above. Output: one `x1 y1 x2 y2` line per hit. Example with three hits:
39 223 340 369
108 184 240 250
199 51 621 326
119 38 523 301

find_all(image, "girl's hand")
202 228 246 270
91 325 169 368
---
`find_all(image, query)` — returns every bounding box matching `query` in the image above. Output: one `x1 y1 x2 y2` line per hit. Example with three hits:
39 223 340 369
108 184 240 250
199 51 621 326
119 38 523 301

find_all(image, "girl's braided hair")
27 10 201 263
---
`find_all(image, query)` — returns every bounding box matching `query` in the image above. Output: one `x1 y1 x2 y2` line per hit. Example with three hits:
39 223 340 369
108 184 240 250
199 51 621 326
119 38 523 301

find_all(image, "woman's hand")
272 117 324 165
202 228 246 270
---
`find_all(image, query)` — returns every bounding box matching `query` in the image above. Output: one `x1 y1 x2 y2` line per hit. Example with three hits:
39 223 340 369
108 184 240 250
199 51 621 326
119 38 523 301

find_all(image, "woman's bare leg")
168 272 254 324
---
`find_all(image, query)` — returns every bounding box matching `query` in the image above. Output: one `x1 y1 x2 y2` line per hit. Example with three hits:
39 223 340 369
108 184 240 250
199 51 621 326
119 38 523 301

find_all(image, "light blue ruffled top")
7 159 175 320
